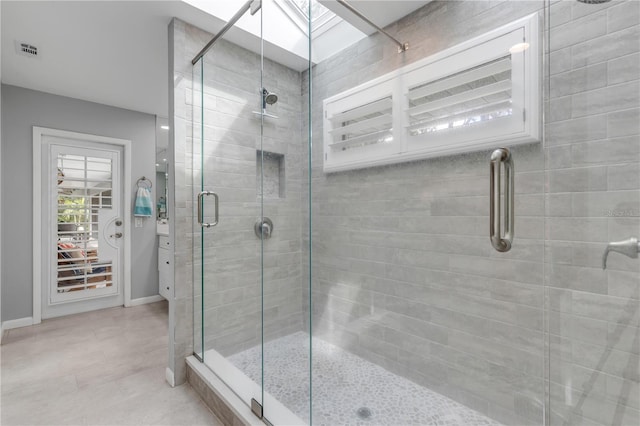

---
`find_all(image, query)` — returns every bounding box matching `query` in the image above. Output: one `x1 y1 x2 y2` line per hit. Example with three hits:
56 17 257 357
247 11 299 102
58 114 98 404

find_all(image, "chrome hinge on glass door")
197 191 219 228
251 398 263 419
489 148 514 252
250 399 274 426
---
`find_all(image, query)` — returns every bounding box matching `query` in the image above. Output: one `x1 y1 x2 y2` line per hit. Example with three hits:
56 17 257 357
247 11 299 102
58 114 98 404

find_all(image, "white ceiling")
1 0 429 118
2 1 210 117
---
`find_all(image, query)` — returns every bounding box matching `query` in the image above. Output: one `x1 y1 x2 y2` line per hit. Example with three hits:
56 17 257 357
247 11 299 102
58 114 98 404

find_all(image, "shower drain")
357 407 373 420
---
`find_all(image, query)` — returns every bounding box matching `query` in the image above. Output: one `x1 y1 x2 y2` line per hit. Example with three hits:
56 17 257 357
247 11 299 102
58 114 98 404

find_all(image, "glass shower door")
192 7 265 415
192 3 312 422
259 1 311 423
546 1 640 425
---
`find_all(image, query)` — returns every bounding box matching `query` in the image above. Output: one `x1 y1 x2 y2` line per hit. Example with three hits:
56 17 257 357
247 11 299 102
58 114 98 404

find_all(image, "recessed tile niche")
256 150 285 199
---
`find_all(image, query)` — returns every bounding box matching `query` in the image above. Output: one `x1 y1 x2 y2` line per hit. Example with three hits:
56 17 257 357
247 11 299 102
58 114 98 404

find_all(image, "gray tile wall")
546 1 639 425
303 1 639 425
304 2 547 424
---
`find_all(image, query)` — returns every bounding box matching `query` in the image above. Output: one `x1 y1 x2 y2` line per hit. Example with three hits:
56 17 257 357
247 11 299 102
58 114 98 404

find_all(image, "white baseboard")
2 316 35 332
129 295 165 307
166 367 175 388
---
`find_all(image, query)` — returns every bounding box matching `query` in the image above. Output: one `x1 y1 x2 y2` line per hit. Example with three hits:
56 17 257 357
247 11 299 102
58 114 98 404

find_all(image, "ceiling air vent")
16 41 38 58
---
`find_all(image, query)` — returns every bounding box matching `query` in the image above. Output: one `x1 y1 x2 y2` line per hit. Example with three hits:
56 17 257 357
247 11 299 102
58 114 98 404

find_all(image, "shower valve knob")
254 218 274 240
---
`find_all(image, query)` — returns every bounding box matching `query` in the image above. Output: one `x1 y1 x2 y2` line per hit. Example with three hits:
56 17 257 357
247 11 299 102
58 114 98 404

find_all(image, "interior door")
43 137 124 318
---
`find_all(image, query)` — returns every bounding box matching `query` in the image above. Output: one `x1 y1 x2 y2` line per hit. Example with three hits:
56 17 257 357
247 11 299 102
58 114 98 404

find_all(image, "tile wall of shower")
304 1 547 425
302 1 639 425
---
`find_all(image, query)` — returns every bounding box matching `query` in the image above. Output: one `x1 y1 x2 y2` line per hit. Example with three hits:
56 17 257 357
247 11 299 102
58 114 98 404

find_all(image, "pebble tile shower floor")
228 331 501 426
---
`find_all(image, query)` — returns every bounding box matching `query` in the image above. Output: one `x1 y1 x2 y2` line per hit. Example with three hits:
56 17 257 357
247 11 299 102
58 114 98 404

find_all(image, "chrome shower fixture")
262 88 278 108
252 89 280 119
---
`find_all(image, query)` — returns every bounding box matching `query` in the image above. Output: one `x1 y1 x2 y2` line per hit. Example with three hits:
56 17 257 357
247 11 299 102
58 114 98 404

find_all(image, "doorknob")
602 237 640 269
110 232 123 239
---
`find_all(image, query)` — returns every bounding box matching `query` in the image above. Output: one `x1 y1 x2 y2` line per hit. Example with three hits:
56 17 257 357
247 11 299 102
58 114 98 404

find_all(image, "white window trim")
32 126 133 324
323 13 541 173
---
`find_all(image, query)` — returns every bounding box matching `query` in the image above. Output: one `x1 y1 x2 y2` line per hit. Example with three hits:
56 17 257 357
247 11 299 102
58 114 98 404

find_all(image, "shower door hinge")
251 398 263 419
523 108 526 122
263 417 274 426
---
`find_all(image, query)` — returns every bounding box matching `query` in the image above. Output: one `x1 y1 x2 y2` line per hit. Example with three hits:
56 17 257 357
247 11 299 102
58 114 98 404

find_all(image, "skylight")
282 0 337 33
290 0 332 22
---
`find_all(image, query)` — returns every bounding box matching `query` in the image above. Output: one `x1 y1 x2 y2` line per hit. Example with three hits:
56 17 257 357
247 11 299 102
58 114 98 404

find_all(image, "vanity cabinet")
158 235 172 300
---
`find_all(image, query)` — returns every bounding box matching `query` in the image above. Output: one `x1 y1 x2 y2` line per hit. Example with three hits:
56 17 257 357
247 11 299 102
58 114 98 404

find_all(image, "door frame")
32 126 132 324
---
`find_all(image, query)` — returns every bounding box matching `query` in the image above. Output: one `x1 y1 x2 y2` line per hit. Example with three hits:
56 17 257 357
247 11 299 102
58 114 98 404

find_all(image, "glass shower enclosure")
187 0 639 425
191 0 311 423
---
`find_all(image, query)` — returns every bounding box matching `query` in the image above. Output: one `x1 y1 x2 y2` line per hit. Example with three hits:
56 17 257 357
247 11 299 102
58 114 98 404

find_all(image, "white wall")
1 84 159 322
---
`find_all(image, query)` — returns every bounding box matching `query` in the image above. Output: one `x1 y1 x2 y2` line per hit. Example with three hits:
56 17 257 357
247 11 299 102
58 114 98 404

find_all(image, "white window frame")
323 13 541 173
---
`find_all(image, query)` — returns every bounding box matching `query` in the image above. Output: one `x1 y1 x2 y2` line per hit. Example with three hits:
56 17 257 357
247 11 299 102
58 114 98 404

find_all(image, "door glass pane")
192 6 265 413
260 0 311 423
547 1 640 425
309 2 546 425
55 153 114 299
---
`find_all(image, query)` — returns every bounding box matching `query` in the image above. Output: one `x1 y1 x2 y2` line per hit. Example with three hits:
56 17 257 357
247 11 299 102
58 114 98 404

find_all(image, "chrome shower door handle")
490 148 514 252
197 191 219 228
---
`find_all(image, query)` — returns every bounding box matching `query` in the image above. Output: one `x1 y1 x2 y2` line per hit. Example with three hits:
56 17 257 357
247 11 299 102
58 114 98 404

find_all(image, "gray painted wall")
1 84 159 321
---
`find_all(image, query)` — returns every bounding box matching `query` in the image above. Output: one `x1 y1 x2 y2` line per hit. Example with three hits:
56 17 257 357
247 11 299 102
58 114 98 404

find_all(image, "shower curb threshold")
187 356 264 426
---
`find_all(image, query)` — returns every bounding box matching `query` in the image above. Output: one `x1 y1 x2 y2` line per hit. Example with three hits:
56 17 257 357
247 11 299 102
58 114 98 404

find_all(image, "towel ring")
137 176 152 189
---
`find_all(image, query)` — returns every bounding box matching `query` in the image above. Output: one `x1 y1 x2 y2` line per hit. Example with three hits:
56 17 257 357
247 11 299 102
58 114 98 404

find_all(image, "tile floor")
228 332 501 426
1 301 222 426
